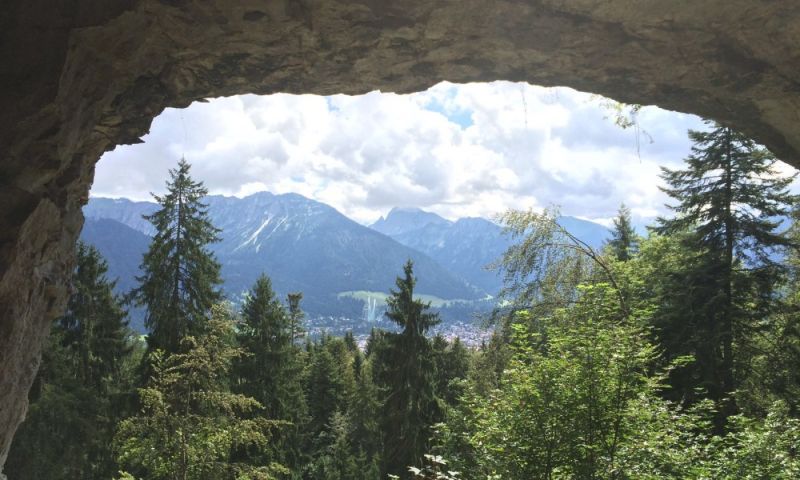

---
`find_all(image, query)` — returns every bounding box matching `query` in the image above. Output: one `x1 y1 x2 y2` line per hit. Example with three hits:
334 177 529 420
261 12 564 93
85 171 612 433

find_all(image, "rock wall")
3 0 800 472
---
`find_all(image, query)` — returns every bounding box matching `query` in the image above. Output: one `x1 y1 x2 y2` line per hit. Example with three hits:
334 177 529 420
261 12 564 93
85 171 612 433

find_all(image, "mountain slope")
371 208 611 294
79 217 152 332
370 207 451 236
204 193 481 305
556 216 613 248
83 195 611 325
84 198 158 236
384 217 510 294
79 217 151 294
83 194 481 319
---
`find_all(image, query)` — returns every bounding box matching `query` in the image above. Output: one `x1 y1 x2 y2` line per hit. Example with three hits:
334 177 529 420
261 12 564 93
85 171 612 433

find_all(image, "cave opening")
4 1 800 475
84 82 704 335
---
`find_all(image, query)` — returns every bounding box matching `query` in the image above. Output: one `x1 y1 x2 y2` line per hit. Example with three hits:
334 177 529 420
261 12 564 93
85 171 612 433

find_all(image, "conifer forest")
8 121 800 479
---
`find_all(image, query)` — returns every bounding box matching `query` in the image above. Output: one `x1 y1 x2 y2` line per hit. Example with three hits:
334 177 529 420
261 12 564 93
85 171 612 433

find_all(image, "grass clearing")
337 290 474 308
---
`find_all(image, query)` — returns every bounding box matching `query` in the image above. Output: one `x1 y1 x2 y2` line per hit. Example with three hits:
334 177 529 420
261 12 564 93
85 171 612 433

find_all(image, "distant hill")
84 198 158 236
556 216 614 248
79 217 151 332
371 207 611 294
79 217 150 294
83 194 481 323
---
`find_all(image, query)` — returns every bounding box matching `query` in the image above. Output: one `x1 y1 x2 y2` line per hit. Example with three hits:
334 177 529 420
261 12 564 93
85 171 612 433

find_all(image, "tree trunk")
719 128 737 427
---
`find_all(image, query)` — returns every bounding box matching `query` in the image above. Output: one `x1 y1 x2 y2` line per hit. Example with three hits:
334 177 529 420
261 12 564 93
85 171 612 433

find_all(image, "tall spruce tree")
287 291 306 343
6 242 132 479
738 204 800 415
653 120 798 423
133 158 222 354
304 339 358 476
234 274 308 470
608 203 638 261
62 242 132 389
236 275 293 415
350 353 383 477
375 260 442 478
306 336 353 439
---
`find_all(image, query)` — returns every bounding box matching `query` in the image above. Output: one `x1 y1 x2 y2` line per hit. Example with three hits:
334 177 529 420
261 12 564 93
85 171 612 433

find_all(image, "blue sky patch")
423 95 473 129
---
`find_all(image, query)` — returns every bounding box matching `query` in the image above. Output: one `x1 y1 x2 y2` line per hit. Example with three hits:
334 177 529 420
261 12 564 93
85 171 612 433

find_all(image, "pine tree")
237 274 292 416
608 203 638 261
287 291 306 343
310 411 361 480
306 338 349 440
739 204 800 415
114 305 282 480
63 242 132 388
6 242 132 479
376 260 442 478
234 274 308 470
350 353 383 475
132 158 222 354
653 120 798 423
432 335 470 406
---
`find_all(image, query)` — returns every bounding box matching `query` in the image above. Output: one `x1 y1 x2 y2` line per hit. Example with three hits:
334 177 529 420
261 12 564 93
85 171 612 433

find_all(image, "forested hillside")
8 121 800 479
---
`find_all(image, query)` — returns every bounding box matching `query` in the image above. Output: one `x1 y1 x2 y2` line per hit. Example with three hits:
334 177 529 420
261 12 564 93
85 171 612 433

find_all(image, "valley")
83 192 610 341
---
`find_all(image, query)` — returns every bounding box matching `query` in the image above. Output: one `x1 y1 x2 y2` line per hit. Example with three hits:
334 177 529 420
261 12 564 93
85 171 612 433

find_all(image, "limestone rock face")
3 0 800 471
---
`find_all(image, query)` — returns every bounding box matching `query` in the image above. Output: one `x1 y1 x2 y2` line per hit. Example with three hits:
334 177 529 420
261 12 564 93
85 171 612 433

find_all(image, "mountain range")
371 207 610 294
82 193 610 331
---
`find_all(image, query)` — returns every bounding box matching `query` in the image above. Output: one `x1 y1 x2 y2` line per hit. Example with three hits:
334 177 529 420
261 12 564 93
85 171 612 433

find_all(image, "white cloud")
93 81 744 227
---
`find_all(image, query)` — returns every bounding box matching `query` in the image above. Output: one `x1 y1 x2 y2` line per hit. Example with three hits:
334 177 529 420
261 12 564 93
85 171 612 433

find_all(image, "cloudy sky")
92 81 770 227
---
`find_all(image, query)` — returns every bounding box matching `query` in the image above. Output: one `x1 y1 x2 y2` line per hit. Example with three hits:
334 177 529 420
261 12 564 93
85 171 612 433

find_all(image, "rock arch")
3 0 800 471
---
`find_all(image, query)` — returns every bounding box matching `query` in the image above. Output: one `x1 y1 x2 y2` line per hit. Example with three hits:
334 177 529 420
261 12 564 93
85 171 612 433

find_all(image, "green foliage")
593 98 643 130
655 122 796 260
446 284 652 479
608 203 638 261
385 260 442 334
497 207 628 320
738 205 800 415
350 356 383 473
435 178 800 478
406 454 461 480
299 334 383 479
306 340 348 439
612 392 715 479
497 207 591 315
375 261 443 478
13 125 800 480
631 233 723 406
286 292 306 342
237 275 295 416
710 402 800 478
304 411 360 479
468 329 511 396
234 275 308 470
114 305 284 480
652 121 798 424
432 335 470 407
133 158 223 354
617 396 800 479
